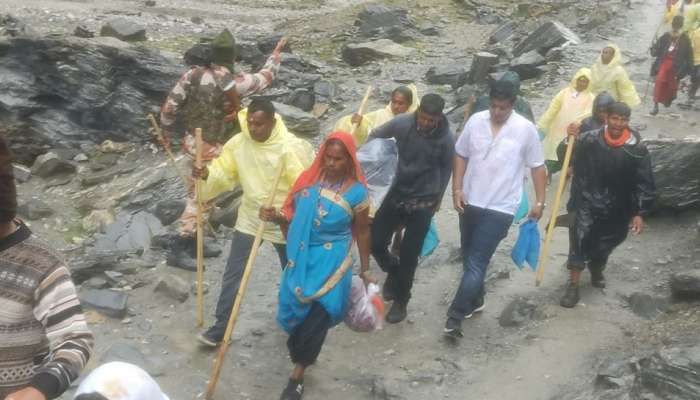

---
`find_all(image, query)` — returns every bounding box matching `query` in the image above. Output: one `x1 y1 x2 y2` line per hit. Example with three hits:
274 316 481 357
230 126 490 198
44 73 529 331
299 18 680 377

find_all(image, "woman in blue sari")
260 131 373 400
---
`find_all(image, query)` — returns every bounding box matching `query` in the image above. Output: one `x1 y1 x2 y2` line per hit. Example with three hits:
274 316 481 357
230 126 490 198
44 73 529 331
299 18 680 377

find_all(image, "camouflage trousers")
178 134 224 236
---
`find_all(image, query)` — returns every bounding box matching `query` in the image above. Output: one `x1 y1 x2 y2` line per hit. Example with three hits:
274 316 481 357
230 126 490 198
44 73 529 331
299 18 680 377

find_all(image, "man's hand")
630 215 644 235
259 206 279 222
528 203 544 221
192 165 209 180
351 113 363 125
453 190 465 214
5 387 46 400
566 122 581 137
272 37 288 63
360 270 377 285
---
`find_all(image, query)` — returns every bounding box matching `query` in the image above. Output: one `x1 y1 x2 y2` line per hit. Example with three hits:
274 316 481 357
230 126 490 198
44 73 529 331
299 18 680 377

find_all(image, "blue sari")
277 182 369 334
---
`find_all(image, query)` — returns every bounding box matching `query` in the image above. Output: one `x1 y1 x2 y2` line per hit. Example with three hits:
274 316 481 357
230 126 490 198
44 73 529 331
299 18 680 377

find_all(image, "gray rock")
509 50 547 80
355 5 413 40
469 52 500 84
74 25 94 38
0 36 182 163
425 65 468 89
190 16 203 24
276 69 322 90
342 39 415 67
419 24 440 36
287 89 316 112
235 41 266 67
71 251 126 283
84 277 110 289
280 53 316 73
80 168 122 187
12 164 31 182
257 34 291 55
272 102 320 137
80 289 128 318
632 345 700 399
154 275 190 303
626 292 668 319
594 359 634 391
489 21 516 44
31 152 76 178
498 297 539 327
101 342 165 377
646 137 700 211
513 21 581 57
93 211 164 252
100 18 147 42
90 153 120 172
154 199 185 226
0 14 37 37
17 199 54 220
314 80 338 101
144 0 156 6
670 271 700 300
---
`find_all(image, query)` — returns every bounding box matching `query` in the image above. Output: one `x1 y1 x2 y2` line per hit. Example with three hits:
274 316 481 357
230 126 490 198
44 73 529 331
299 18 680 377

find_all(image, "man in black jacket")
369 94 454 323
560 102 656 308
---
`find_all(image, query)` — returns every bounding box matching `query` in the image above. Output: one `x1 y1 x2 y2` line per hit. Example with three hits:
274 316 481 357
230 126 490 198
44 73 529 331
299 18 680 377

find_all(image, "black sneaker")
382 275 396 302
279 379 304 400
590 269 606 288
443 317 463 338
465 297 486 319
560 282 580 308
385 302 407 324
197 329 222 348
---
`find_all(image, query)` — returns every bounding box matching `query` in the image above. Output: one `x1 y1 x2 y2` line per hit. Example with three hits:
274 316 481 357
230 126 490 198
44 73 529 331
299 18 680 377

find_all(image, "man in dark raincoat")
560 102 656 308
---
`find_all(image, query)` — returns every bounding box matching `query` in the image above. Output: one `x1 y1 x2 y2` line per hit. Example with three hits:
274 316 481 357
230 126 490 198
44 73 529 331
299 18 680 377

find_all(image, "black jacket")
566 128 655 220
369 112 455 202
650 32 694 79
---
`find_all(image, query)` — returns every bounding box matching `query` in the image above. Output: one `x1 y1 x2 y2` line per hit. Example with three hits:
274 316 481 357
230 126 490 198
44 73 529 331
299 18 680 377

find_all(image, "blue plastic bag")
420 220 439 257
511 220 540 271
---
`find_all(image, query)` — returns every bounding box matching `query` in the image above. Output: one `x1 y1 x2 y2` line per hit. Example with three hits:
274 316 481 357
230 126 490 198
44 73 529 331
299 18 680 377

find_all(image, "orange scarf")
604 128 631 148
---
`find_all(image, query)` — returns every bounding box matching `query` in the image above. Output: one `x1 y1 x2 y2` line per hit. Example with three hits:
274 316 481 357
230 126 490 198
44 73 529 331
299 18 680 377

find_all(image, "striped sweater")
0 223 93 399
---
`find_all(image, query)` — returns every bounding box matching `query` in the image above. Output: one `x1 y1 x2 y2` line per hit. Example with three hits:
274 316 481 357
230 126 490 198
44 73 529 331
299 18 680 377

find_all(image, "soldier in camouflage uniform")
160 29 285 236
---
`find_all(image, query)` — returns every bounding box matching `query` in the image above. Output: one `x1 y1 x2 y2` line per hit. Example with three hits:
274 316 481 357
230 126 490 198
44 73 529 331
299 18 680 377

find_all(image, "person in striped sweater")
0 135 94 400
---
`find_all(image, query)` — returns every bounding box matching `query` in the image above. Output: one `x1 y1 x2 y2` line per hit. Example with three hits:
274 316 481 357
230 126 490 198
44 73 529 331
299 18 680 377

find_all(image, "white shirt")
456 110 544 215
74 362 170 400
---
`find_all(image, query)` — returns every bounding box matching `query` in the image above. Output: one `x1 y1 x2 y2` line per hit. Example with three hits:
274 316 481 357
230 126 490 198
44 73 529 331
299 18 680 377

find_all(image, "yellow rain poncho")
590 44 641 107
201 109 314 243
334 84 419 146
538 68 595 162
665 1 700 30
692 27 700 66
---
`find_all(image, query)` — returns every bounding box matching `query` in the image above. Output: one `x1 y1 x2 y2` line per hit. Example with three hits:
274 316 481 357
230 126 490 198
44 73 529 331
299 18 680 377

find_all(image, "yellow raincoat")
538 68 595 162
665 1 700 30
590 44 641 107
691 27 700 66
201 109 314 244
334 84 419 146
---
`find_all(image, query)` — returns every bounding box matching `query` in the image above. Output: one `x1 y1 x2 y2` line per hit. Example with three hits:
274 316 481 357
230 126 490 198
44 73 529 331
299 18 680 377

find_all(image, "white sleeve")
455 121 472 159
524 123 545 168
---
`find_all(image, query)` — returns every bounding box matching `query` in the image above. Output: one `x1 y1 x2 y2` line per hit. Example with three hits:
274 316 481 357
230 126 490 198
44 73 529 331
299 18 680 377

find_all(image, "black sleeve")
369 118 397 140
633 146 656 217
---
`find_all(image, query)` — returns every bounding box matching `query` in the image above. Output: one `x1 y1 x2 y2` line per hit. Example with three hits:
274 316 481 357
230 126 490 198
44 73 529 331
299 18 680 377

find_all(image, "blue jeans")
208 230 287 339
447 206 513 320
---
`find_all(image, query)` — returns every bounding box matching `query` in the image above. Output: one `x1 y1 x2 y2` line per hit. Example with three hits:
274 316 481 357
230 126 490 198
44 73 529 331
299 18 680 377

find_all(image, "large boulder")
93 211 165 252
0 36 183 163
425 65 468 88
509 50 547 80
632 345 700 399
355 5 414 41
513 21 581 57
646 137 700 211
30 152 76 178
80 288 128 318
272 102 320 137
342 39 415 67
670 270 700 300
100 18 147 42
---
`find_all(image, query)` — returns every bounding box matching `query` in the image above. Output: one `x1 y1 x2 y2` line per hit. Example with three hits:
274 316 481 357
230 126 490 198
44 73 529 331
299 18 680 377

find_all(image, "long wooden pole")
204 161 286 400
535 136 576 287
194 128 205 327
349 86 373 137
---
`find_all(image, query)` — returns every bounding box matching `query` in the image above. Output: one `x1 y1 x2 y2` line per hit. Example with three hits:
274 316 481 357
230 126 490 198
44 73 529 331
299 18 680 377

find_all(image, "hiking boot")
382 275 396 302
385 302 407 324
560 282 580 308
590 269 606 288
279 379 304 400
197 330 220 348
443 317 463 338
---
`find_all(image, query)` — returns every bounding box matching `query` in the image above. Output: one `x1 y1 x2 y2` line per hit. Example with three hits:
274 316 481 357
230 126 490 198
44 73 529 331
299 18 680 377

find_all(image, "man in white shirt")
445 80 547 337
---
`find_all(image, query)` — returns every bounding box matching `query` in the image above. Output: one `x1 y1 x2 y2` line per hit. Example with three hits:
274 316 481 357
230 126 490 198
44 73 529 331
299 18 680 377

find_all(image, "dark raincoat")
470 71 535 123
565 128 656 269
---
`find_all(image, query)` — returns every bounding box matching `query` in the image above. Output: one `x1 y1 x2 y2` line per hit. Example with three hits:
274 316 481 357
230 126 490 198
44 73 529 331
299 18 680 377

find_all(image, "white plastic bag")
344 275 385 332
357 138 398 217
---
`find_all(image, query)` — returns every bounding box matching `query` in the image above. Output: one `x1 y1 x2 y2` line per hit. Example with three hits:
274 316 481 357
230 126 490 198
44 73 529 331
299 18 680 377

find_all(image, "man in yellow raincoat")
590 44 641 107
192 99 313 347
538 68 595 176
334 85 418 146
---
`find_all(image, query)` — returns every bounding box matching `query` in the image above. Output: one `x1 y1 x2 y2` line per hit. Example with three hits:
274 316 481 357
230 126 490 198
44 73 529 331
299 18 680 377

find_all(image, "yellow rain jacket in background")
691 27 700 66
201 109 314 244
590 44 641 107
538 68 595 161
334 84 419 146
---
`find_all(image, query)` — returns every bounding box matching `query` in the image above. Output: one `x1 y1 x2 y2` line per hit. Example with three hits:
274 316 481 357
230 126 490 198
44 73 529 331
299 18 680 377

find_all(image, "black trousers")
568 209 628 271
371 199 433 305
287 302 331 367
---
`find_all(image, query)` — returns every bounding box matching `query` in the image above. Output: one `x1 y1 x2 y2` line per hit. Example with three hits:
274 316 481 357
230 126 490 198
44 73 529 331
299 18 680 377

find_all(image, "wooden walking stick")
195 128 205 327
349 86 373 137
204 161 286 400
535 136 576 287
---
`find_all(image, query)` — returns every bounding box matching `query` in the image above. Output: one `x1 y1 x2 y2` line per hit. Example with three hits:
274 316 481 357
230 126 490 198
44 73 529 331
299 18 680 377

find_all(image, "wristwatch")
535 202 546 208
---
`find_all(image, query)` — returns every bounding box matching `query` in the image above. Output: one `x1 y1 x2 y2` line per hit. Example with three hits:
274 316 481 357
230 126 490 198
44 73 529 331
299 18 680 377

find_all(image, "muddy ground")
5 0 700 399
